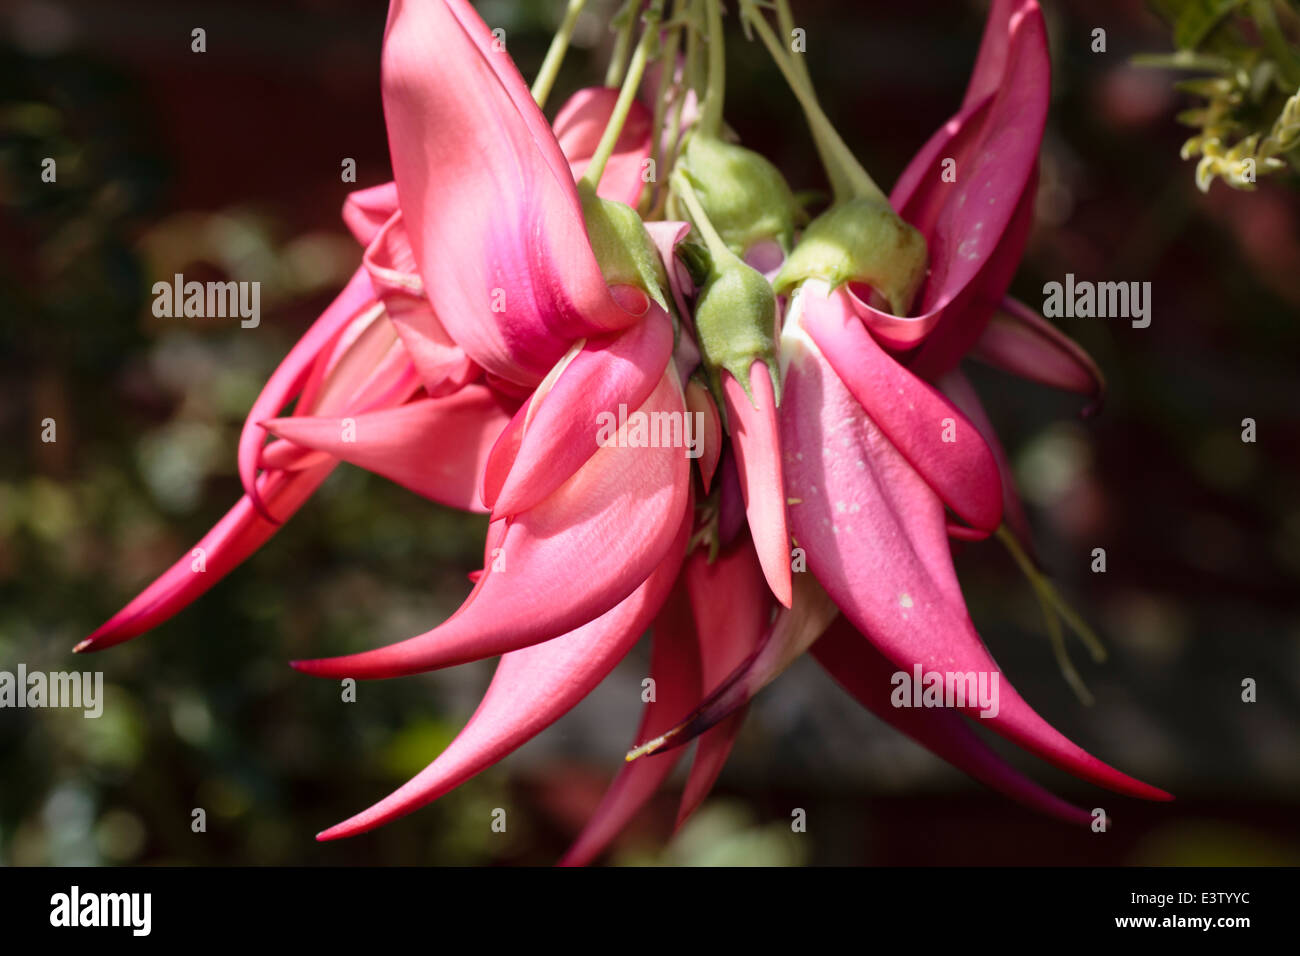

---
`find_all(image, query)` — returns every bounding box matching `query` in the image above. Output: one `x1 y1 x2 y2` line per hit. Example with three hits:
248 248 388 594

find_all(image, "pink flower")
82 0 1168 865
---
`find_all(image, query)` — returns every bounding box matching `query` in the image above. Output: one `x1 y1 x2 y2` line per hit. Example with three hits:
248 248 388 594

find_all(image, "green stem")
531 0 590 109
697 0 726 137
739 0 884 204
645 9 684 215
672 171 734 264
583 1 663 191
996 525 1108 664
1250 0 1300 89
605 0 638 88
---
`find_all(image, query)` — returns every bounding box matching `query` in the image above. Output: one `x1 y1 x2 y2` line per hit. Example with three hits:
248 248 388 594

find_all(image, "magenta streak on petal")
290 370 692 679
676 537 770 827
938 368 1037 561
381 0 639 388
264 384 517 513
780 323 1170 801
810 617 1092 826
236 266 375 522
970 296 1106 412
489 306 674 518
341 181 399 247
801 282 1002 534
559 582 703 867
316 504 691 843
722 361 793 607
553 86 654 207
76 462 336 654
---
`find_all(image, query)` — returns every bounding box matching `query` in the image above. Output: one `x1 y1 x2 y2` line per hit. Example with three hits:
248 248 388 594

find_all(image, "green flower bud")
676 134 800 258
580 183 670 312
693 254 780 408
773 197 927 314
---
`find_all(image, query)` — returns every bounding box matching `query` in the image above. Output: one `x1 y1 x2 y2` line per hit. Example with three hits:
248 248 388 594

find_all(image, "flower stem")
672 170 733 265
996 525 1108 665
604 0 638 88
531 0 589 109
583 1 663 192
738 0 885 204
697 0 726 138
645 7 684 215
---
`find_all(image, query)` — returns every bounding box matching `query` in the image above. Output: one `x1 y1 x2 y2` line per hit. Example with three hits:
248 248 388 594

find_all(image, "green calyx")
580 183 670 312
675 134 800 258
772 197 928 315
693 255 780 412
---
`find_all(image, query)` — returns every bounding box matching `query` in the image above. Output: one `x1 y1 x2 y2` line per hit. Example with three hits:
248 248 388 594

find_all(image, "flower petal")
780 319 1170 801
938 368 1037 559
315 506 691 842
236 267 375 521
722 362 793 607
362 212 480 397
559 582 702 866
76 463 336 653
810 617 1092 826
487 306 674 517
291 370 691 678
799 281 1002 534
970 297 1106 411
552 86 654 207
264 385 516 513
851 0 1048 375
381 0 640 387
676 537 770 826
341 181 399 247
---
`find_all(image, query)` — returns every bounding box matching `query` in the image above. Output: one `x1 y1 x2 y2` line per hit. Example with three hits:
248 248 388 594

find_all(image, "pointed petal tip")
72 639 93 654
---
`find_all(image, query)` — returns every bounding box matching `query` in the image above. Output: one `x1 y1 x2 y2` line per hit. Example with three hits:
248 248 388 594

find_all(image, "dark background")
1 0 1297 865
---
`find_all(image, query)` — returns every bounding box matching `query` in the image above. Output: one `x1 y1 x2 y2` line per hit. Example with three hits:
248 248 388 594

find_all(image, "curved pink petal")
316 506 691 842
553 86 654 207
938 368 1037 560
264 385 517 513
291 370 692 679
259 438 332 473
970 296 1106 412
810 617 1091 826
236 267 376 521
559 583 702 867
676 537 770 826
341 181 399 247
851 0 1048 374
76 462 335 653
381 0 641 387
800 281 1002 534
684 378 721 492
780 322 1170 801
625 572 840 759
487 306 673 517
722 362 793 607
304 306 419 418
363 212 480 397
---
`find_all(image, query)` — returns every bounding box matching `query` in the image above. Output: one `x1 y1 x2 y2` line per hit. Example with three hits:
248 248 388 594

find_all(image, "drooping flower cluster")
82 0 1169 864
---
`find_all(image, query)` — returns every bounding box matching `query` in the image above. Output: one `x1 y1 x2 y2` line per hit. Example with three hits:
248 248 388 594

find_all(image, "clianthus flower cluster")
82 0 1170 864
